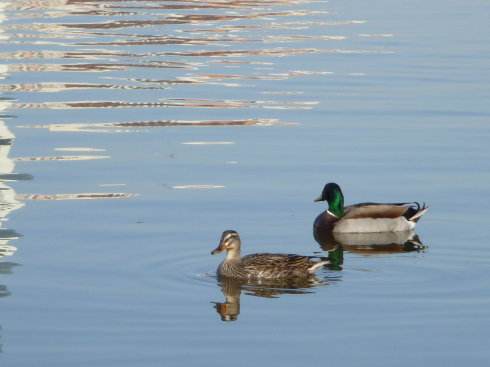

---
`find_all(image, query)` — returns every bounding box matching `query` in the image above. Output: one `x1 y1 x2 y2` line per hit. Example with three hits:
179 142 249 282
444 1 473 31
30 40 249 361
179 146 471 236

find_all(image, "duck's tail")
307 259 330 274
405 202 429 223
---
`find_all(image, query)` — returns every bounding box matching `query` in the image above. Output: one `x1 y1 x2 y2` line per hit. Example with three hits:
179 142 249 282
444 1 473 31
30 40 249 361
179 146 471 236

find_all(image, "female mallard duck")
211 230 329 280
314 182 428 233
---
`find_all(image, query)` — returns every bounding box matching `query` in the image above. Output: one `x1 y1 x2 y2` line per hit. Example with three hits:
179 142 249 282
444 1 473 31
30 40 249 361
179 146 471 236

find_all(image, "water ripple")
0 0 395 146
1 0 394 288
14 99 317 110
18 118 282 132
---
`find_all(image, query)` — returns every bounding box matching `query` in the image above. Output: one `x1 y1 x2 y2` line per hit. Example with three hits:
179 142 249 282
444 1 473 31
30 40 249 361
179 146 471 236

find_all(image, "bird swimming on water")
211 230 329 280
314 182 428 233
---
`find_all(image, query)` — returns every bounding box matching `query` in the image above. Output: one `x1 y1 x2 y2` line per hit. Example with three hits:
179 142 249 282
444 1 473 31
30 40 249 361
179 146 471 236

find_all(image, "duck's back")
342 202 411 219
239 254 318 279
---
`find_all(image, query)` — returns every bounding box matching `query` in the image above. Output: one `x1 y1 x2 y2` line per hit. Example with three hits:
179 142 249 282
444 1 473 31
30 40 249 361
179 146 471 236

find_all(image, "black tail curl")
403 201 428 222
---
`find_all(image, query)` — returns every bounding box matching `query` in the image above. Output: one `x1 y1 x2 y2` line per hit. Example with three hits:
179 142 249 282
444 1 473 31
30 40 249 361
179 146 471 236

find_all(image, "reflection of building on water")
17 192 134 201
0 262 19 298
314 226 425 255
1 0 24 262
0 126 23 259
0 105 25 261
0 0 21 315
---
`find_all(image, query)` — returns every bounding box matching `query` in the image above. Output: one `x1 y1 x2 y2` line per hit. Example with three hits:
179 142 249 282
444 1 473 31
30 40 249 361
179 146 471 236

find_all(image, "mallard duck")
314 182 428 233
211 230 329 280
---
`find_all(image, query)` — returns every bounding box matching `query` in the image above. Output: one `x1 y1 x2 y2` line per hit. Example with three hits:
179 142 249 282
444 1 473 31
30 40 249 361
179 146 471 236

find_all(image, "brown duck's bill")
211 245 223 255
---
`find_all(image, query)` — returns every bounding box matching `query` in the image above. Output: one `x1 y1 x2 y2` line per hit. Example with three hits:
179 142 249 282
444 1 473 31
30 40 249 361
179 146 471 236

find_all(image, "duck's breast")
218 261 244 278
313 211 336 231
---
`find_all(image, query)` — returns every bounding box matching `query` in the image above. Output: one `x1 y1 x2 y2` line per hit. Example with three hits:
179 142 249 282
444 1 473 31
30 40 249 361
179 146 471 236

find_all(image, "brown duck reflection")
314 225 425 255
213 276 322 322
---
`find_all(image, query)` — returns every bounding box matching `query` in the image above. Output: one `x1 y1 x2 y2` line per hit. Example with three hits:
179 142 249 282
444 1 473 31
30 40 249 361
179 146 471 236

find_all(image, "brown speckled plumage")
211 230 329 280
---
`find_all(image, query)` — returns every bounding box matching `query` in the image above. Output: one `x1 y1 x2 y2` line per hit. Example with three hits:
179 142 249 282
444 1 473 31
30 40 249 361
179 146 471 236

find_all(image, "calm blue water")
1 0 489 365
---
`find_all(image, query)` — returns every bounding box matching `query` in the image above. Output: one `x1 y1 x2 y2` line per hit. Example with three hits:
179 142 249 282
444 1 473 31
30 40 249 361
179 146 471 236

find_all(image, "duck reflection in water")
213 276 325 322
314 224 425 255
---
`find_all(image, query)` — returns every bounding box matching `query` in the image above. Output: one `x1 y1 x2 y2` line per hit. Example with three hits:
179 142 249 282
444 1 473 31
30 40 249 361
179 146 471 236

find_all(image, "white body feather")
333 217 416 233
307 261 330 274
333 230 416 245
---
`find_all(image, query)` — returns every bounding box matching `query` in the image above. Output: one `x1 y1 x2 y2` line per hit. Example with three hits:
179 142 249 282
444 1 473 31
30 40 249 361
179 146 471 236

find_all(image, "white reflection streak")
181 141 235 145
17 193 135 201
172 185 225 190
54 147 106 152
14 155 110 161
98 183 127 187
17 118 281 132
0 0 23 259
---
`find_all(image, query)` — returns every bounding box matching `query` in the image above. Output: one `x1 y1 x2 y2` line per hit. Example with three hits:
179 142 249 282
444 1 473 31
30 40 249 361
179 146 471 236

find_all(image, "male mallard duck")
314 182 428 233
211 230 329 280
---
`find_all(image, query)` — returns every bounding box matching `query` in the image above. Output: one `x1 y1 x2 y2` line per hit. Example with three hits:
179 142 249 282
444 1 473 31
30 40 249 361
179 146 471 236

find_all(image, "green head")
314 182 345 218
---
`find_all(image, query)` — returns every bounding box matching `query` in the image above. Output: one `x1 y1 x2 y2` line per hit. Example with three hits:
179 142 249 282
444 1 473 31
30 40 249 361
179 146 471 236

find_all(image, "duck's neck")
328 190 344 218
225 248 241 261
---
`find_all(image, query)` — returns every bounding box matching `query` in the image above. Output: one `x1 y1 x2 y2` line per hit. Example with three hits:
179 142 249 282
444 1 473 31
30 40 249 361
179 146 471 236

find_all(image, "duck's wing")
241 254 311 268
241 254 326 275
343 202 427 221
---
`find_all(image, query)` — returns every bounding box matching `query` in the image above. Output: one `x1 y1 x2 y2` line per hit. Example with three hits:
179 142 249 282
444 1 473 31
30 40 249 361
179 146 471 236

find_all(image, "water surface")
1 0 489 365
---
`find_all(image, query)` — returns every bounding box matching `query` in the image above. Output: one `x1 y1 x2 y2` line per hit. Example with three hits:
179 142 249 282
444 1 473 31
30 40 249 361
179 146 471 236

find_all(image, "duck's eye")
222 233 237 245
